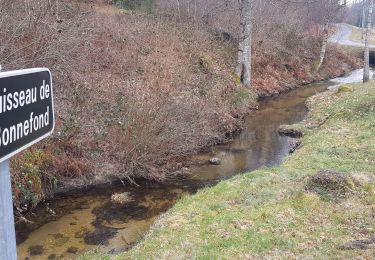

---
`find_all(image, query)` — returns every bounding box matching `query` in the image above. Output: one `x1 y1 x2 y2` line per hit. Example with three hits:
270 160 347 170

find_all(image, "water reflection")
191 81 331 181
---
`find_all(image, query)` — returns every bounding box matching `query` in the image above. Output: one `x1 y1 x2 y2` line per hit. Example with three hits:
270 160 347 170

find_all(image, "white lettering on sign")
0 68 54 163
0 80 50 114
0 106 50 147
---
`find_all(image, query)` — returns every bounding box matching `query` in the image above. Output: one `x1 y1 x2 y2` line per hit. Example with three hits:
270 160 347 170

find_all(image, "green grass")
83 81 375 259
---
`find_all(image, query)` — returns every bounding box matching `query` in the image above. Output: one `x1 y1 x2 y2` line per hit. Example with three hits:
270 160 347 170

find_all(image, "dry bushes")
70 11 246 181
2 0 360 208
0 0 95 206
2 0 251 207
101 86 227 181
0 0 91 72
252 39 361 96
11 140 91 209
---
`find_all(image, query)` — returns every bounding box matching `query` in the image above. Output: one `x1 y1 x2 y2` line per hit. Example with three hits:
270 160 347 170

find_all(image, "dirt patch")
288 139 302 154
338 236 375 250
306 170 357 200
354 101 375 115
278 125 304 138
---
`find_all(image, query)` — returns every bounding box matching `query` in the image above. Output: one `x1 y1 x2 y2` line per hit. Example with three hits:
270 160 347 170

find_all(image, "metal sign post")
0 159 17 260
0 65 17 260
0 67 54 259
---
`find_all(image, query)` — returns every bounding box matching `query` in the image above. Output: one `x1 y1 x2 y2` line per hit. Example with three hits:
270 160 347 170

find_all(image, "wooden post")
0 160 18 260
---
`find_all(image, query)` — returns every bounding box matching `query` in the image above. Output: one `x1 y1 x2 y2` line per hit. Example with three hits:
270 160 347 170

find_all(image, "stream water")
16 69 371 259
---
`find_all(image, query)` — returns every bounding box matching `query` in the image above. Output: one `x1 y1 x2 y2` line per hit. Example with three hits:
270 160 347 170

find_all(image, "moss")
233 74 242 87
336 85 354 94
231 87 257 108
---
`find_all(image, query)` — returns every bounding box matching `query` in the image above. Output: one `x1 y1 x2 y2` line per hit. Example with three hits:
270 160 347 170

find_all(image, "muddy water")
16 69 368 259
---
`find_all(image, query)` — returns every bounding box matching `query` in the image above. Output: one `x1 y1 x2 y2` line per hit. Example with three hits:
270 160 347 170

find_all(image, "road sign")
0 68 55 163
0 68 54 260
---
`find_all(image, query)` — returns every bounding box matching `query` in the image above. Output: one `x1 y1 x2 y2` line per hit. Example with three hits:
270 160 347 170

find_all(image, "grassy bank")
85 80 374 258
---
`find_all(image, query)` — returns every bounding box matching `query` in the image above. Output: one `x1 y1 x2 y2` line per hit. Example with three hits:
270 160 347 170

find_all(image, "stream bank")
112 70 375 259
16 68 372 259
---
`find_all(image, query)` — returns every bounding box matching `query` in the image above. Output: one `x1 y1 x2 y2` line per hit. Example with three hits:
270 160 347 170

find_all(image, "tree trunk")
362 0 366 40
316 22 329 72
176 0 181 21
364 0 374 83
194 0 197 22
236 0 252 88
56 0 61 22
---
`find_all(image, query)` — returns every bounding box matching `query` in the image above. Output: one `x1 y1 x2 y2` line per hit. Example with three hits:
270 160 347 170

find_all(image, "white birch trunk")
236 0 252 88
194 0 197 22
176 0 181 21
364 0 374 83
25 0 32 29
316 22 329 72
362 0 366 40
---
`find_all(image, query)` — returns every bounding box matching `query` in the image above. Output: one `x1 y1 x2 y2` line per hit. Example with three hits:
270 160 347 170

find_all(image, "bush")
114 0 155 13
11 139 91 208
11 150 53 208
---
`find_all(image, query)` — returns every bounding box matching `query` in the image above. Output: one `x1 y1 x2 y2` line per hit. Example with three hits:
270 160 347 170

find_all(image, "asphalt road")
329 23 375 48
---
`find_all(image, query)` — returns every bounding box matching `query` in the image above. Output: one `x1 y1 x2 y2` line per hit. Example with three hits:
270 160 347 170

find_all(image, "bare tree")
236 0 251 88
316 0 347 72
176 0 181 20
316 22 329 71
364 0 374 82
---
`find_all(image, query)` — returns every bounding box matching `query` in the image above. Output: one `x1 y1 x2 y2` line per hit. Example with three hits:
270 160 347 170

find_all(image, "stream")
16 69 371 259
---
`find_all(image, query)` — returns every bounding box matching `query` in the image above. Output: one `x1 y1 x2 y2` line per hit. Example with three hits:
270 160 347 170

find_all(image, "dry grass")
347 24 375 45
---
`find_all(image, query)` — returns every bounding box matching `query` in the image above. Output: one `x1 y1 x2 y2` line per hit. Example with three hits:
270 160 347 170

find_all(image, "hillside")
0 0 361 209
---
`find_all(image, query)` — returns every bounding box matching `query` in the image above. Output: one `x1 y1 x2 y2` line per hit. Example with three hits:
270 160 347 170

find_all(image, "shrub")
12 150 53 208
114 0 155 13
